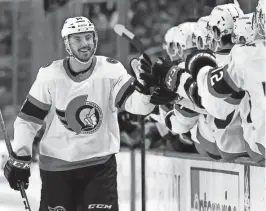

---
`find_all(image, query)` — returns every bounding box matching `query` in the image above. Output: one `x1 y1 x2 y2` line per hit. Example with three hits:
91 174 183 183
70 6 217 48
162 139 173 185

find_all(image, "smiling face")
68 32 95 63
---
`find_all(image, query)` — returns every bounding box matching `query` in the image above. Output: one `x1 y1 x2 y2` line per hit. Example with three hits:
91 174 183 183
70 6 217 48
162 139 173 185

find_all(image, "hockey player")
145 21 220 158
149 25 181 124
231 13 255 44
3 17 155 210
147 4 249 161
163 26 182 62
184 0 266 162
192 16 213 51
145 23 196 150
172 22 198 63
208 3 244 66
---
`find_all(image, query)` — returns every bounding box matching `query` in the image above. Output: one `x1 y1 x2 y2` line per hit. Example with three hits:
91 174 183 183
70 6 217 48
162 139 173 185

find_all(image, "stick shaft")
0 109 13 155
19 183 32 211
115 25 146 211
0 109 32 211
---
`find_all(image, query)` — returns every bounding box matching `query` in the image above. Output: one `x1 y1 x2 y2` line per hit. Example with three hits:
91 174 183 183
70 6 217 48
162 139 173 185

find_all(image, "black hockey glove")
185 49 217 81
150 87 180 105
130 53 153 94
139 57 179 87
183 77 205 109
4 152 31 191
150 65 185 105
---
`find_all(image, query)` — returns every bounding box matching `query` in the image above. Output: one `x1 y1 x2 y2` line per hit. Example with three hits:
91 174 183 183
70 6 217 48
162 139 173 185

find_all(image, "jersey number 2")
210 67 224 86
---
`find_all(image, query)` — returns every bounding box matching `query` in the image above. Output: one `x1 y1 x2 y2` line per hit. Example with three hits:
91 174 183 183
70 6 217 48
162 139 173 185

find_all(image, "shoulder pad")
106 57 119 64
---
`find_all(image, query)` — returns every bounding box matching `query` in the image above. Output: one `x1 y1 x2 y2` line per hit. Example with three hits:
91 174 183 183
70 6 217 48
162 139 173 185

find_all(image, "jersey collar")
63 56 97 82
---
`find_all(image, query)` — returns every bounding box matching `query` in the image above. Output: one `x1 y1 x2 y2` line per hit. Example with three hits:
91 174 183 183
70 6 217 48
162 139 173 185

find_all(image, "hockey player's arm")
112 65 155 115
185 50 244 118
203 64 243 99
152 63 206 112
186 49 244 99
12 68 52 156
165 100 200 134
194 64 244 119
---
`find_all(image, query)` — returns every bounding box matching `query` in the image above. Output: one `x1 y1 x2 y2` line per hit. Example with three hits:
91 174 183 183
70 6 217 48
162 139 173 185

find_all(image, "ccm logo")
166 66 179 89
9 157 30 169
88 204 112 209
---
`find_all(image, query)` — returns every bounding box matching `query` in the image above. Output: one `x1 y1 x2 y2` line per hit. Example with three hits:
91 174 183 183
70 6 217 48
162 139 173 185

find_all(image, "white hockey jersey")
171 51 247 160
177 52 240 119
239 93 265 162
12 56 155 171
201 40 266 159
226 41 266 158
168 100 247 160
197 49 242 119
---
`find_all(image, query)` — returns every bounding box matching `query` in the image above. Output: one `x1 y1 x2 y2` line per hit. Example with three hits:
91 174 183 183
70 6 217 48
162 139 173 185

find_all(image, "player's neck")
69 56 93 73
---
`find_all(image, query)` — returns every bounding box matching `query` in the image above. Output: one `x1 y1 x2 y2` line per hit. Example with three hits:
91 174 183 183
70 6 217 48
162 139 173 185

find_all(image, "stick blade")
113 24 125 36
113 24 144 54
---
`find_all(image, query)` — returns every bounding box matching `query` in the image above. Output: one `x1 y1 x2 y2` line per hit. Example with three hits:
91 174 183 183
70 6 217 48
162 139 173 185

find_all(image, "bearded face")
68 32 95 63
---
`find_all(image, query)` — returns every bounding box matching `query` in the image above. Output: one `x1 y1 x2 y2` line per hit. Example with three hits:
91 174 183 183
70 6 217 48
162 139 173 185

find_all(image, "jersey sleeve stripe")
224 89 245 105
20 99 49 121
18 112 43 125
115 77 135 109
224 96 242 105
175 104 199 118
27 94 51 111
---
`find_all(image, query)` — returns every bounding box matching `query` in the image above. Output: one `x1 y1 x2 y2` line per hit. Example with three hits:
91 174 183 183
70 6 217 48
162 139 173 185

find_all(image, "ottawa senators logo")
56 95 103 134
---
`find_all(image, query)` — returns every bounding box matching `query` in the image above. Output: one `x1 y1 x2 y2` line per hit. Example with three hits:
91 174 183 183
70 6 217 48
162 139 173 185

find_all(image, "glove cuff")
184 78 204 109
185 50 217 80
164 66 185 92
133 80 151 95
9 152 31 169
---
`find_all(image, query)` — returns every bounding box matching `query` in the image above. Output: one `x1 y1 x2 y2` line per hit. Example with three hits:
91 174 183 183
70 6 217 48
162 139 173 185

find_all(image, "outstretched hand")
140 56 174 88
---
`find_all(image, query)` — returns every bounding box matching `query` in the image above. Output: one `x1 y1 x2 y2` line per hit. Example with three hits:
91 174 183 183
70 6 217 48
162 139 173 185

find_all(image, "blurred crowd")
0 0 263 165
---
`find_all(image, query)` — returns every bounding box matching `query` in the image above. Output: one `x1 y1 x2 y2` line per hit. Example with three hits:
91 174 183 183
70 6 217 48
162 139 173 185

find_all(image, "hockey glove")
150 87 179 105
140 57 178 87
130 53 153 94
185 49 217 81
150 65 185 105
4 152 31 191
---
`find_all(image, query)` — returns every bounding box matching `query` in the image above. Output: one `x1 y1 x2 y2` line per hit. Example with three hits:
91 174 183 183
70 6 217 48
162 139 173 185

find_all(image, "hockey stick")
0 110 31 211
114 24 146 211
114 24 144 54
